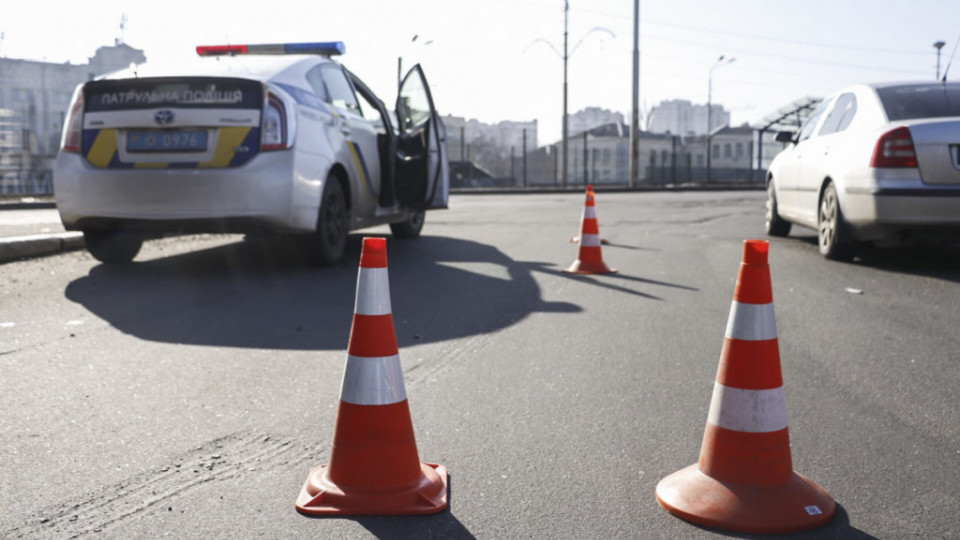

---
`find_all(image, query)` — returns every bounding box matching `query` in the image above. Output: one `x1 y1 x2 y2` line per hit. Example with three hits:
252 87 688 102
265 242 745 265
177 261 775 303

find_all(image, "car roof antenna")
941 33 960 83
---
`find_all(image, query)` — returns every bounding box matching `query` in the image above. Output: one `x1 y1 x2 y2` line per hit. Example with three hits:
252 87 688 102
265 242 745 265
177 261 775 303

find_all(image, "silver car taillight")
261 92 291 151
61 86 84 153
870 126 917 168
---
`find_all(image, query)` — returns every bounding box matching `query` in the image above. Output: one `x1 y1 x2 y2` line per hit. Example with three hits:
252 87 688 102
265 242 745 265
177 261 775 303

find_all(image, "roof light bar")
196 41 345 57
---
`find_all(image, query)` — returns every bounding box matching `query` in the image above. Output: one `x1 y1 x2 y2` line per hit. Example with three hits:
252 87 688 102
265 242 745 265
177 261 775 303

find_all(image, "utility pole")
562 0 569 188
522 128 528 187
629 0 640 188
583 132 588 185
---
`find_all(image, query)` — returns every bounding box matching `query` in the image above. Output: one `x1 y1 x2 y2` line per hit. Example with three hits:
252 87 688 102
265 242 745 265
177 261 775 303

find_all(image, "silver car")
765 81 960 259
54 41 449 264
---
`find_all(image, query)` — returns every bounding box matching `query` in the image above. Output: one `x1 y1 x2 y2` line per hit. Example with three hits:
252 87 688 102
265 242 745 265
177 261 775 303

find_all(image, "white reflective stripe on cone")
725 301 777 341
707 382 788 433
583 206 596 219
340 354 407 405
579 234 601 247
354 267 391 316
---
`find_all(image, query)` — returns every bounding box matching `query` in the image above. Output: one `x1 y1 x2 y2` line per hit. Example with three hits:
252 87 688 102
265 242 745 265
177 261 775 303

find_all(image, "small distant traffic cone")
296 237 448 516
570 185 608 245
655 240 835 534
564 187 616 274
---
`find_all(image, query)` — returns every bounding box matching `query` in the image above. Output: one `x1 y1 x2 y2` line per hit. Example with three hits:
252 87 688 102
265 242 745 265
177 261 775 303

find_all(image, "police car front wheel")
390 210 425 239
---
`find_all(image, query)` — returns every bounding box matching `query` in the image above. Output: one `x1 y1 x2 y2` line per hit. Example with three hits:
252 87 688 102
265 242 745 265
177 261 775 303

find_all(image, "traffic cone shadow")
655 239 835 534
296 237 448 516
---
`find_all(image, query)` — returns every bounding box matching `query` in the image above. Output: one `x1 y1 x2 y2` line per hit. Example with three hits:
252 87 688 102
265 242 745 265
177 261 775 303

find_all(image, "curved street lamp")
398 34 434 89
527 2 614 188
706 55 735 183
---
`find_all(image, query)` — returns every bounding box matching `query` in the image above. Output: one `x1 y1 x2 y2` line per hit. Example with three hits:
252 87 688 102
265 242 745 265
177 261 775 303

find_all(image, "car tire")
765 179 792 237
389 209 425 239
310 177 349 266
83 229 143 264
818 182 855 261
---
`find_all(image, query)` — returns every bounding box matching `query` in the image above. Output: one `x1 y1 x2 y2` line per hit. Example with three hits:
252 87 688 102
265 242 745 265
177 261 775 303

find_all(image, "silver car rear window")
877 84 960 121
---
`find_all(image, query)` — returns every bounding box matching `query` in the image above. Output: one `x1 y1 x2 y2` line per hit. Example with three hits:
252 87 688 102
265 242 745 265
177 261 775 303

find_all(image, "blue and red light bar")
196 41 346 57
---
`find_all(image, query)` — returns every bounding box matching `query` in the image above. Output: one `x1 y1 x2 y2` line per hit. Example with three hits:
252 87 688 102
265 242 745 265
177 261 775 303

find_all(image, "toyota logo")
154 109 175 125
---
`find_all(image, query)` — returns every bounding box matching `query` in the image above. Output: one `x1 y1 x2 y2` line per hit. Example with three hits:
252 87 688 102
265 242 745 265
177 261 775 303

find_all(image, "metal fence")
1 170 54 196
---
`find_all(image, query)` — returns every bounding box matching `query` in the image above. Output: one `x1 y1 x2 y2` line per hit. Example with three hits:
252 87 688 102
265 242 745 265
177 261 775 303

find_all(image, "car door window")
396 70 432 132
319 64 360 114
797 100 830 142
305 66 329 102
819 93 857 136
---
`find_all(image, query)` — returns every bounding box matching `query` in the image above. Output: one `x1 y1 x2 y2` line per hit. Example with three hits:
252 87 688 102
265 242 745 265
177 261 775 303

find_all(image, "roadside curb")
0 233 85 264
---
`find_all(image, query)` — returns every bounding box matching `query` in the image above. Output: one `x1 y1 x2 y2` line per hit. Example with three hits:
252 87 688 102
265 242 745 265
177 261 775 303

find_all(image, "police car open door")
395 65 449 210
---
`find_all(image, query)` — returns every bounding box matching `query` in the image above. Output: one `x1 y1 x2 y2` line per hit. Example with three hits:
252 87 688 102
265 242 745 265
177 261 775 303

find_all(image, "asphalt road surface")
1 191 958 539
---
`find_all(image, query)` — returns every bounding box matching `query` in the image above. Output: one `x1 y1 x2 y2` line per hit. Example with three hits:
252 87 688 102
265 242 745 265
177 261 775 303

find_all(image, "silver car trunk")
910 119 960 185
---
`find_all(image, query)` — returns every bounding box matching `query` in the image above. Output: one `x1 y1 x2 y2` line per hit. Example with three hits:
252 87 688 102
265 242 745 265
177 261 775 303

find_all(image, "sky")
3 0 960 145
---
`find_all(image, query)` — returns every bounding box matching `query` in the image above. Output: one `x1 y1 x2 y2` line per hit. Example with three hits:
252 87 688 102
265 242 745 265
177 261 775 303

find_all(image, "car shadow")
63 234 580 350
790 234 960 282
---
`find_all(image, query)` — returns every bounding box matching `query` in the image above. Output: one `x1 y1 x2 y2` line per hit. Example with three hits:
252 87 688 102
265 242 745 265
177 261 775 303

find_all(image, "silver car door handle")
339 124 351 135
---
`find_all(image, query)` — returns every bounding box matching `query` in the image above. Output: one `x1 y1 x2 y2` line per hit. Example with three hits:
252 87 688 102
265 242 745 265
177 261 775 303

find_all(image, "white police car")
54 41 449 264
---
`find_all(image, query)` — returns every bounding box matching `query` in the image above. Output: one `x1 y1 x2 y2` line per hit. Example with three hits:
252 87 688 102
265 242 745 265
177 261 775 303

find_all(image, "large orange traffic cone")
296 237 448 515
564 188 616 274
655 240 834 533
570 185 609 245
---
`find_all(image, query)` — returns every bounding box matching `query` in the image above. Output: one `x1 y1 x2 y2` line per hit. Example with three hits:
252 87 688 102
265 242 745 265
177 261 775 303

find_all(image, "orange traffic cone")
564 187 616 274
296 237 448 515
655 240 834 533
570 185 609 245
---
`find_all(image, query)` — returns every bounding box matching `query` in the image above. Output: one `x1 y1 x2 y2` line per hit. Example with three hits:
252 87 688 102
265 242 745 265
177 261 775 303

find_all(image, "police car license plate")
127 131 208 152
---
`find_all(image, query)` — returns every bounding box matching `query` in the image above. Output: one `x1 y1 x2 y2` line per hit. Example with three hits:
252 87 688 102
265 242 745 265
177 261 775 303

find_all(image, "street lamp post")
935 41 946 80
527 6 613 188
563 0 569 188
398 34 433 89
706 55 735 183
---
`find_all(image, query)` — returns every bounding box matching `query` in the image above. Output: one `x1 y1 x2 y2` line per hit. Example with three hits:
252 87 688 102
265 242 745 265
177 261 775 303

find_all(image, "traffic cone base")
563 258 617 274
656 464 835 534
296 462 448 516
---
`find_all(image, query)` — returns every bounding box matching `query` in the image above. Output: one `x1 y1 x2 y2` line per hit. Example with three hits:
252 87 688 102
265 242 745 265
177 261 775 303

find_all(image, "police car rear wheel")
312 178 348 265
83 229 143 264
390 210 425 239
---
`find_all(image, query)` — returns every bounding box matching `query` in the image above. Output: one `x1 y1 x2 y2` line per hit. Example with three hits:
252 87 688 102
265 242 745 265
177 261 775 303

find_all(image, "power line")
568 5 933 57
641 33 931 76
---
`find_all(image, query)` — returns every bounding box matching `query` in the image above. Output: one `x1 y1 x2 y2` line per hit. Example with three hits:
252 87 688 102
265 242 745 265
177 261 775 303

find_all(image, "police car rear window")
85 78 262 111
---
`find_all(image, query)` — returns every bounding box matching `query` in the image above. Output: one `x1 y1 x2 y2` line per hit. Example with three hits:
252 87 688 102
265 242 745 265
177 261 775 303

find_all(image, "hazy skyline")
3 0 958 143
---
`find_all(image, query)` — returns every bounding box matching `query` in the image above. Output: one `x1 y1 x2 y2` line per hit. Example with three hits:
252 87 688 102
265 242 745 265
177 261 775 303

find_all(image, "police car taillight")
61 86 84 153
261 92 290 151
196 41 345 57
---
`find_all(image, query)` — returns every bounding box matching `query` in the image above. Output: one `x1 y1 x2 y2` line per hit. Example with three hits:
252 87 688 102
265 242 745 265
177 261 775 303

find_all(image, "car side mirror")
775 131 796 144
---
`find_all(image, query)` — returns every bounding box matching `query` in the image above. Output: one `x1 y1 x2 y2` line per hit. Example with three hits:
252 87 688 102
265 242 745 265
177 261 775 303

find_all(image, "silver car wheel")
817 182 854 260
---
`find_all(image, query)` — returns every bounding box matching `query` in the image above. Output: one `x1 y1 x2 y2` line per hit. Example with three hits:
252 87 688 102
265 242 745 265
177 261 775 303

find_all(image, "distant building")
568 107 624 138
648 99 729 137
442 115 537 182
527 122 677 186
0 40 146 176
